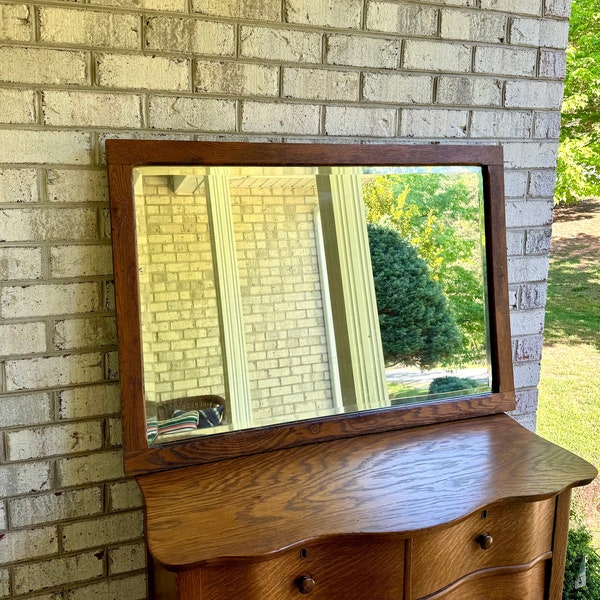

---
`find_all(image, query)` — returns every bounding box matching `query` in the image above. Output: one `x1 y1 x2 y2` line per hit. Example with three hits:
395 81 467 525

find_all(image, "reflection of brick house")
0 0 569 596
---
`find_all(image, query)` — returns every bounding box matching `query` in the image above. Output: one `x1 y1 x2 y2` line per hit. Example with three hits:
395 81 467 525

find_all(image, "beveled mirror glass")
107 142 514 475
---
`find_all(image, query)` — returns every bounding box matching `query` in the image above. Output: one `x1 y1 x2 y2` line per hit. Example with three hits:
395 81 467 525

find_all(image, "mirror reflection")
134 165 490 444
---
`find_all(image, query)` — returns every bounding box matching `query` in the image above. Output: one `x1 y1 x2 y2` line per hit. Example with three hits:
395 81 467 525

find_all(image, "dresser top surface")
138 414 597 570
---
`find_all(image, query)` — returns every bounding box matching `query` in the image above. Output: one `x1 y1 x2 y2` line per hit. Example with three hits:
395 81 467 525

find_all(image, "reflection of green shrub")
428 376 480 395
367 223 461 368
563 523 600 599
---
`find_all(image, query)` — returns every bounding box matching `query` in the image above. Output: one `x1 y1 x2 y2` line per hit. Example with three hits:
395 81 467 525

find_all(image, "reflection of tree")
364 173 486 365
367 223 462 368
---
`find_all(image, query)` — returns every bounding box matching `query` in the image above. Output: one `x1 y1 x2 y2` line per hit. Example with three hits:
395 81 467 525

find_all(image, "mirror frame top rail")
106 140 515 476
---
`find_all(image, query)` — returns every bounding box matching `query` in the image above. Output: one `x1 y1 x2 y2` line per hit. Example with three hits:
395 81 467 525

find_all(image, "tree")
367 222 462 368
556 0 600 205
363 172 486 365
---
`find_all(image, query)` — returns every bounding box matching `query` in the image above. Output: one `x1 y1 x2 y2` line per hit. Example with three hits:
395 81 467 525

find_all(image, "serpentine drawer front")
410 498 555 599
139 415 597 600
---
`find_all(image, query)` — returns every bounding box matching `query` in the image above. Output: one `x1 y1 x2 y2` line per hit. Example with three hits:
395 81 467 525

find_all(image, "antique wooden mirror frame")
107 140 515 476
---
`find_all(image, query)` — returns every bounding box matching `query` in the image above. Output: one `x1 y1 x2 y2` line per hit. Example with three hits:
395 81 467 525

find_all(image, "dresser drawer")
201 536 405 600
410 497 556 599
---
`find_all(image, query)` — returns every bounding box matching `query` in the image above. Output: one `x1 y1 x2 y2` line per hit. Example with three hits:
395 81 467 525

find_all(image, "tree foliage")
556 0 600 205
364 172 486 365
367 222 462 368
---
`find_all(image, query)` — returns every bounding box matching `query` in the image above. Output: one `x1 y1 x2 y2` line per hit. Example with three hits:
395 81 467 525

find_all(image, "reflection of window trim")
204 168 254 429
316 167 388 410
314 207 343 412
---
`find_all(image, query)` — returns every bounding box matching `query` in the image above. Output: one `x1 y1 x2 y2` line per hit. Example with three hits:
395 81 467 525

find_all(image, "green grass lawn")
536 199 600 546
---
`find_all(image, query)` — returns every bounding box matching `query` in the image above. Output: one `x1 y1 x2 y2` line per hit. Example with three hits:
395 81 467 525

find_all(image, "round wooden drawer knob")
296 575 316 594
477 533 494 550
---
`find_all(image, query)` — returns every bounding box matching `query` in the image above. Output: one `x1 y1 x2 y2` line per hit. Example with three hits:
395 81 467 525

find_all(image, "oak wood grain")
138 414 596 571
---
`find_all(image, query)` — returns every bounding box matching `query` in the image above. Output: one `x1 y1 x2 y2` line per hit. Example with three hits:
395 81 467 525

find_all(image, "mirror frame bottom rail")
107 140 515 476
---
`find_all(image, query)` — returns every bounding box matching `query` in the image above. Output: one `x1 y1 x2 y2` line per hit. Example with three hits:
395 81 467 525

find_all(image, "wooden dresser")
138 414 597 600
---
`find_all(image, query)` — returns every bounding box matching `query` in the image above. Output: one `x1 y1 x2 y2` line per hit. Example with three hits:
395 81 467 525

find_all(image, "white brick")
108 480 143 511
108 417 122 446
13 553 104 595
0 247 42 280
9 488 103 528
534 111 561 138
63 511 143 552
544 0 571 17
0 207 98 242
511 411 536 431
526 227 552 254
50 245 113 278
109 542 146 575
508 256 549 283
0 47 88 86
58 450 124 487
0 282 100 318
148 96 236 131
436 76 502 107
504 169 528 197
195 61 278 96
0 3 33 41
241 26 322 63
242 101 320 135
0 392 52 427
404 40 471 72
506 199 553 227
474 46 537 77
441 10 507 43
509 17 541 46
0 168 37 203
519 283 547 309
480 0 542 15
0 505 5 530
0 322 46 356
0 462 51 496
192 0 281 20
514 387 538 413
47 169 108 204
401 108 468 138
0 88 35 124
284 67 359 101
58 383 120 420
363 73 433 104
325 106 396 137
54 316 117 351
505 80 564 109
471 110 533 138
539 49 566 79
96 53 189 91
510 307 545 335
327 34 400 68
367 2 438 36
145 16 235 55
0 526 58 565
506 229 525 255
40 7 140 48
504 141 557 169
513 361 541 388
7 421 103 460
66 574 147 600
6 354 105 391
529 170 556 197
0 130 92 164
287 0 363 28
43 91 142 128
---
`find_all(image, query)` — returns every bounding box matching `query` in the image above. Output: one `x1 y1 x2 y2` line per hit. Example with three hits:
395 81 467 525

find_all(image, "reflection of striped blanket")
157 410 199 436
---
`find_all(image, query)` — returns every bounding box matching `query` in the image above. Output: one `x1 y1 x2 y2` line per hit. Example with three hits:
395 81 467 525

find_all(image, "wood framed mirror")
107 141 514 476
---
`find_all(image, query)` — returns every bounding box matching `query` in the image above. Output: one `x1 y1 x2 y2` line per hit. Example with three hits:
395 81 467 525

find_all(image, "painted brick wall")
0 0 570 597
